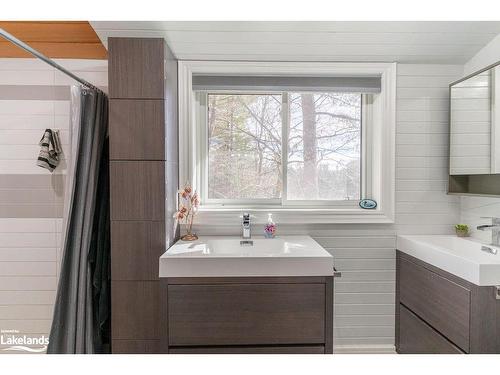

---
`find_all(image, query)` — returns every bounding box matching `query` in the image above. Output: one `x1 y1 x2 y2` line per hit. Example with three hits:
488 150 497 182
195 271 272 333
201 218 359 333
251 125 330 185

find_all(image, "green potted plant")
454 224 470 237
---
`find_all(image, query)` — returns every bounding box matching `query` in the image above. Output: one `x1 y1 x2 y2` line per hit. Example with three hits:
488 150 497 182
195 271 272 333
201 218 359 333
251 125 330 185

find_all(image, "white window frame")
179 61 396 224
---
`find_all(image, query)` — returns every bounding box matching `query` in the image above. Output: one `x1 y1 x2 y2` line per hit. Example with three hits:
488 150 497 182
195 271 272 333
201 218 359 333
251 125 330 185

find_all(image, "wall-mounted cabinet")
449 62 500 196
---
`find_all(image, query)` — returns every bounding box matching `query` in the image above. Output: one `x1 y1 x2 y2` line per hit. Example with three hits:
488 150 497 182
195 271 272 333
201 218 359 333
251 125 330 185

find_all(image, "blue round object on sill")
359 199 377 209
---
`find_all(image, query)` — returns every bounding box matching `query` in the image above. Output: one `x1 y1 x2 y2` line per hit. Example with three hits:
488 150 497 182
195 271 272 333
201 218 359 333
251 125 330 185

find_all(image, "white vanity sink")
397 235 500 286
159 235 334 278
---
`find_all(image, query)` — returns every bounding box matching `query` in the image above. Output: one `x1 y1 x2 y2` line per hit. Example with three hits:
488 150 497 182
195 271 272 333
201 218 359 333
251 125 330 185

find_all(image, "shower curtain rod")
0 28 102 92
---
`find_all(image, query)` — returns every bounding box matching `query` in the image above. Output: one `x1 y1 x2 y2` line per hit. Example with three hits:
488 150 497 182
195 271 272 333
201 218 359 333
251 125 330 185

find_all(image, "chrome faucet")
477 217 500 247
242 213 251 239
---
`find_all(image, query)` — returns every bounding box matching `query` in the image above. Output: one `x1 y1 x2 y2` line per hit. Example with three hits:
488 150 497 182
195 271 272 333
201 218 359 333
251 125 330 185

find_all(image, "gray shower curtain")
47 87 110 354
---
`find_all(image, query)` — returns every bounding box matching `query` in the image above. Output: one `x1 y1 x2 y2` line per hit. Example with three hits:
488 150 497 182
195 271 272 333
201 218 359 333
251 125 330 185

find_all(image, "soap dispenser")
264 213 276 238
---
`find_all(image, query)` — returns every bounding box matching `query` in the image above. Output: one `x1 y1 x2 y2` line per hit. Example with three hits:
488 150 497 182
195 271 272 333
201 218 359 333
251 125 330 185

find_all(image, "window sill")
194 207 394 225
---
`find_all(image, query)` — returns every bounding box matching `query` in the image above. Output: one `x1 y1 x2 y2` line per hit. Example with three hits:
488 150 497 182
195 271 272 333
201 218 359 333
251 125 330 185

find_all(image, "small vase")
456 229 469 237
181 220 198 241
264 231 274 239
181 230 198 241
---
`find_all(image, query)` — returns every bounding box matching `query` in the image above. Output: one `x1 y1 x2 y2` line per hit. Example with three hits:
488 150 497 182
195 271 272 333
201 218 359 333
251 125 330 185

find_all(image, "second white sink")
397 235 500 286
159 235 334 278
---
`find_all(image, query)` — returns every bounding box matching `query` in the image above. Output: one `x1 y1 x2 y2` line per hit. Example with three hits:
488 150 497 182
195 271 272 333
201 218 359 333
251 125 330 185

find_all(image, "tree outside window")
207 92 362 203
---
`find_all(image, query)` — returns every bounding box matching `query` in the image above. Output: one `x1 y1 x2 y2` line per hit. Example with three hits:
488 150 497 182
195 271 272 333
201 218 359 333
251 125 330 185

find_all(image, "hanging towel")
37 129 62 172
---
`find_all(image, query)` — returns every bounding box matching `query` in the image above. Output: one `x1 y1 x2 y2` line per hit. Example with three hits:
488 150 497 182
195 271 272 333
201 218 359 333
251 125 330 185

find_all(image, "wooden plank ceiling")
91 21 500 64
0 21 107 59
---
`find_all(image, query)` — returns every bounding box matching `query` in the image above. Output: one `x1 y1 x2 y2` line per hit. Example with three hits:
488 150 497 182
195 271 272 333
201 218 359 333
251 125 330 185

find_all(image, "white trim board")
333 345 396 354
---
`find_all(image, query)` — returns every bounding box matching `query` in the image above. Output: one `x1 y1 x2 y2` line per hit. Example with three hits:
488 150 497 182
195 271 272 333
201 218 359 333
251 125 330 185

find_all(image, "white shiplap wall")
194 63 462 352
395 65 462 234
0 58 107 353
0 218 58 341
460 196 500 243
91 21 500 64
464 33 500 76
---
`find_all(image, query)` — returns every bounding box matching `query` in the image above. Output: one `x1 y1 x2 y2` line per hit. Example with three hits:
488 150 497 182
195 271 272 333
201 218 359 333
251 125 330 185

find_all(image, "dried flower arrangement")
173 183 200 241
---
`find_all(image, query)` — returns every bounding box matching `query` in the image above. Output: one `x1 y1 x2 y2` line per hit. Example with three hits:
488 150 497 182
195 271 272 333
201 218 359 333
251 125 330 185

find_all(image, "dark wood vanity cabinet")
396 251 500 354
398 305 463 354
160 276 334 354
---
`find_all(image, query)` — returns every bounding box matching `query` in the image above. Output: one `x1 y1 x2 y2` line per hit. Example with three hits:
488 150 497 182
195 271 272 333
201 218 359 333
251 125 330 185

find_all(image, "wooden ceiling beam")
0 21 107 59
0 41 108 59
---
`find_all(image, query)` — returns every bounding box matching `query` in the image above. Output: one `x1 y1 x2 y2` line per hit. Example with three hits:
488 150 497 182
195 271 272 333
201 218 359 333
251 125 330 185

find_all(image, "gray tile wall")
0 175 64 218
0 58 108 354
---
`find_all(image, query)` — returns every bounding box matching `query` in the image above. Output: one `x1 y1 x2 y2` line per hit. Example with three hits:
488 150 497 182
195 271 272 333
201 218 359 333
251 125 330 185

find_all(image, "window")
287 93 362 202
207 94 282 200
179 61 396 223
205 92 363 205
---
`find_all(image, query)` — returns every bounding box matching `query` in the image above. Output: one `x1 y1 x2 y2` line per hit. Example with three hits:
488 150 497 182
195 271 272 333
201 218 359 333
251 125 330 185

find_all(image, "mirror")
449 63 500 196
450 67 499 174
